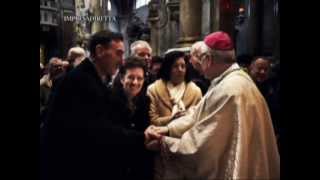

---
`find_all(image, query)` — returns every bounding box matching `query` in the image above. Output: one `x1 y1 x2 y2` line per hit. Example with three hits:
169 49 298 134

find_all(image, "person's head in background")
130 40 152 70
67 47 86 68
150 56 163 79
159 51 191 86
236 7 246 25
119 56 147 99
48 57 64 79
190 41 207 75
249 56 271 83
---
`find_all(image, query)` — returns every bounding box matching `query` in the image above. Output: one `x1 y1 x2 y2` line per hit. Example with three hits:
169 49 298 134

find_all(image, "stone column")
163 0 179 52
247 0 259 56
148 0 161 56
177 0 202 47
212 0 220 32
201 0 212 38
149 19 160 56
119 15 131 57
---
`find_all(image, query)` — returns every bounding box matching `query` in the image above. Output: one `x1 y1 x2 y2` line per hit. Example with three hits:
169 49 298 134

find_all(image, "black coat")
41 59 145 180
111 87 150 130
256 78 280 136
110 86 154 179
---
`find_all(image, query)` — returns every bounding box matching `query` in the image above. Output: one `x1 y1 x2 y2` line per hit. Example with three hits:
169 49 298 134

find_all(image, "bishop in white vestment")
145 31 280 180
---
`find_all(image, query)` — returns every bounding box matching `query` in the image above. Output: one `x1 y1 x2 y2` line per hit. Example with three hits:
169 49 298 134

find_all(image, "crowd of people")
40 30 280 180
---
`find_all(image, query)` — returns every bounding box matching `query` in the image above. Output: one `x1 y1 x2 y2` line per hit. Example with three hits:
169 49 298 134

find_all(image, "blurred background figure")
66 47 86 70
40 57 64 125
40 57 64 89
149 56 163 84
234 7 249 58
249 56 280 145
235 7 246 28
249 56 271 84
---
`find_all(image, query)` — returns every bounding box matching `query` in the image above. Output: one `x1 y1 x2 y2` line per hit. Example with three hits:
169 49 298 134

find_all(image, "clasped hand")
144 125 169 151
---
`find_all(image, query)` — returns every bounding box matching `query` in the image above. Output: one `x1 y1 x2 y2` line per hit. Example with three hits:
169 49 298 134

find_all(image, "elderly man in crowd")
130 40 152 69
188 41 211 94
130 40 153 86
66 46 86 69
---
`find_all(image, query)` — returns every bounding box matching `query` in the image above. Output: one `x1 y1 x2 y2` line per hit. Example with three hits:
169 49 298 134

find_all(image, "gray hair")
67 47 86 59
130 40 152 56
49 57 61 65
190 41 207 56
202 44 236 64
48 57 62 70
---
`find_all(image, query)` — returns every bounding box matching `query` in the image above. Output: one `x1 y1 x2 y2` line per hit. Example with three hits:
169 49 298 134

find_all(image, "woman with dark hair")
147 51 202 126
147 51 202 180
111 56 154 180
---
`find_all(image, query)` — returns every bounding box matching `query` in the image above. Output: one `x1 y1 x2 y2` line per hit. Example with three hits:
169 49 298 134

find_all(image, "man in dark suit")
41 31 148 180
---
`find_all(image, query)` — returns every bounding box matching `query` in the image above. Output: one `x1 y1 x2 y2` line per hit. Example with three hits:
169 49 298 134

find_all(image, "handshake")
144 125 169 151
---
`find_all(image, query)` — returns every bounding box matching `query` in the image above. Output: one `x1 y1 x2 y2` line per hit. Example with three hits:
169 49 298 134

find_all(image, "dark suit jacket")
41 58 145 180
